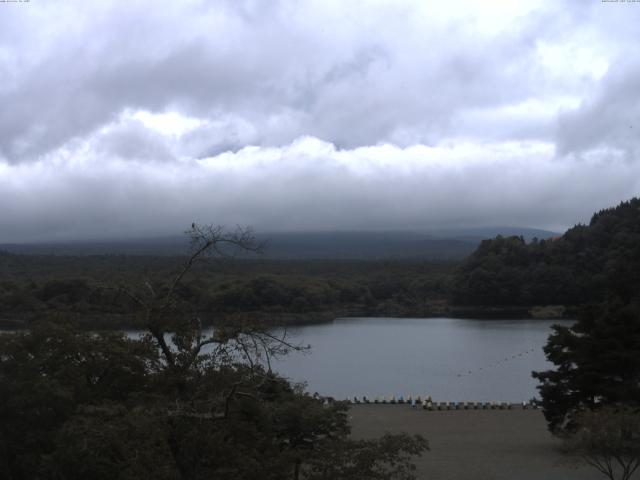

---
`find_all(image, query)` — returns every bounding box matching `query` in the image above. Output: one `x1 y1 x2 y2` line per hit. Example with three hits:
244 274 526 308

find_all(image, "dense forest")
0 256 454 329
452 198 640 308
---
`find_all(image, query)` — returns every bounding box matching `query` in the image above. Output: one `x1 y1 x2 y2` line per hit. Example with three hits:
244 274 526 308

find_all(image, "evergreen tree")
533 301 640 433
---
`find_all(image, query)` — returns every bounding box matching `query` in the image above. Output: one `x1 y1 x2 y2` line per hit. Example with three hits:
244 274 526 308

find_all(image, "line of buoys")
454 347 539 378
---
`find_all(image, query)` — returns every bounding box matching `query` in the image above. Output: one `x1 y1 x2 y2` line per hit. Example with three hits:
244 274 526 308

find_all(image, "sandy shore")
349 405 604 480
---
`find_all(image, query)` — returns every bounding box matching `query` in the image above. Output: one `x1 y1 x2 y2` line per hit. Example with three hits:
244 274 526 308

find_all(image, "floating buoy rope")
454 346 538 378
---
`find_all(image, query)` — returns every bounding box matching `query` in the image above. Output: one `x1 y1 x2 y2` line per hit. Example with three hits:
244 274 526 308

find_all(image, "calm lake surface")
271 317 572 403
2 317 569 403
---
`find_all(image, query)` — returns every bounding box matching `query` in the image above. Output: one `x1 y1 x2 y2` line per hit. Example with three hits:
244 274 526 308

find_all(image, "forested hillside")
451 198 640 307
0 256 453 329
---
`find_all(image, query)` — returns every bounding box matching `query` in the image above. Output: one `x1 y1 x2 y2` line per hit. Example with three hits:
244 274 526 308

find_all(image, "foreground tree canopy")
0 225 427 480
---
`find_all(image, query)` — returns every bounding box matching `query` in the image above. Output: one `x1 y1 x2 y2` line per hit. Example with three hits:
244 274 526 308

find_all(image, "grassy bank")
349 404 600 480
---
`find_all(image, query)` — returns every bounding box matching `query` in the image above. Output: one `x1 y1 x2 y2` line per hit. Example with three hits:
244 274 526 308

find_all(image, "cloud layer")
1 0 639 241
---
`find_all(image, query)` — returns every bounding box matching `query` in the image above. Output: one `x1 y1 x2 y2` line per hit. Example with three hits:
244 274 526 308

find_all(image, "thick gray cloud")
557 60 640 159
0 0 639 242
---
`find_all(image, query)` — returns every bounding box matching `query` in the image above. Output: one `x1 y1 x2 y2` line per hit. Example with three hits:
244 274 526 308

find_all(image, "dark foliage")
0 254 453 329
0 322 428 480
532 301 640 432
452 198 640 307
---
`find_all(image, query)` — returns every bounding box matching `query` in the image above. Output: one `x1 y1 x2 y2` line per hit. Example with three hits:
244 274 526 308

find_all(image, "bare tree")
564 406 640 480
112 224 299 374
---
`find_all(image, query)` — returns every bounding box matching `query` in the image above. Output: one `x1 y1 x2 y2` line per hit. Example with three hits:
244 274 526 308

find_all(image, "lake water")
3 316 569 403
271 317 572 403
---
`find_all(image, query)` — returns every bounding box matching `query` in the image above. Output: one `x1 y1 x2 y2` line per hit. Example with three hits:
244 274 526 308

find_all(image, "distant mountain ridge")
0 227 559 260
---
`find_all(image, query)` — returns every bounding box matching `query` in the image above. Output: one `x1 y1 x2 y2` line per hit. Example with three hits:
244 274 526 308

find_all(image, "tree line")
0 255 453 329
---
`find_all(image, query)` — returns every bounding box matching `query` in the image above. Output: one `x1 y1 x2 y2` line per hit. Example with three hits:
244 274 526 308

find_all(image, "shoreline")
0 305 574 331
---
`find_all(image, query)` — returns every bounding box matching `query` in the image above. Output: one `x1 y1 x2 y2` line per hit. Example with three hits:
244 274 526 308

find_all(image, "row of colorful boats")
346 396 539 410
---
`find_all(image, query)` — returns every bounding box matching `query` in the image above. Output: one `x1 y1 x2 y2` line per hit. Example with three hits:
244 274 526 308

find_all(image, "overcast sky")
1 0 639 242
